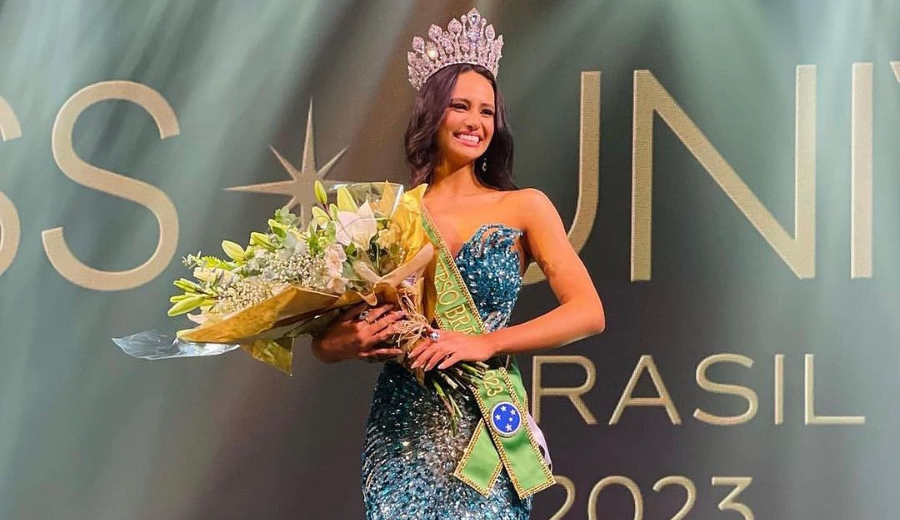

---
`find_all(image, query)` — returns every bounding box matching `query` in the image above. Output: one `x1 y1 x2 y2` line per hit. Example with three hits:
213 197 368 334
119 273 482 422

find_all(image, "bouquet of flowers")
114 181 486 429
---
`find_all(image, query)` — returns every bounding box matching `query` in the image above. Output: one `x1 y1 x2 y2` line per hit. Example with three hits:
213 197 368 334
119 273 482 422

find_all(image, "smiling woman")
309 8 606 520
405 63 515 191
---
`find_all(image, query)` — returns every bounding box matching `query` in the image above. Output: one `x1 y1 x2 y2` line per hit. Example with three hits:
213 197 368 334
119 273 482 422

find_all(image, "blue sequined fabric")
362 224 531 520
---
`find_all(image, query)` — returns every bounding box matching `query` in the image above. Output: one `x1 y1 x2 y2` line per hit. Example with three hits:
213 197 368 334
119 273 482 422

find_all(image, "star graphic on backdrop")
225 99 347 225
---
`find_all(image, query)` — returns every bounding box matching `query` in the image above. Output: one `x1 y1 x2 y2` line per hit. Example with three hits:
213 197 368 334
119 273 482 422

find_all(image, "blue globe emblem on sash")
490 401 522 437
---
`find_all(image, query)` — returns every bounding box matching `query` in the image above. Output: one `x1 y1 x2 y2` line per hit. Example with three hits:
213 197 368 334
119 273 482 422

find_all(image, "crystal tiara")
407 8 504 91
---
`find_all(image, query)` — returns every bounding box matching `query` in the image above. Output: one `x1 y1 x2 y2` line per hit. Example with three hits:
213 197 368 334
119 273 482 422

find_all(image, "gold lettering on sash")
434 260 461 306
438 288 460 306
483 369 505 398
445 304 474 330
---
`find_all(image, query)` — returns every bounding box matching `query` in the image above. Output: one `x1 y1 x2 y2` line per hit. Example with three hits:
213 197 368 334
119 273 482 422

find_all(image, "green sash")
421 208 555 499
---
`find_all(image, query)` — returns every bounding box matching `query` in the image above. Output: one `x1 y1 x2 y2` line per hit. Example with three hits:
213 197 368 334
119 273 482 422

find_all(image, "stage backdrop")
0 1 896 519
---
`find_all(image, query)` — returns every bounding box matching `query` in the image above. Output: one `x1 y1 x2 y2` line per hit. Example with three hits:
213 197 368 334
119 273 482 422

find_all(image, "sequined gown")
362 224 531 520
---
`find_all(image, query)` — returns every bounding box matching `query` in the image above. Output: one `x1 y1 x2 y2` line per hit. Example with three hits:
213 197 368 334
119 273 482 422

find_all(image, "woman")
311 8 605 520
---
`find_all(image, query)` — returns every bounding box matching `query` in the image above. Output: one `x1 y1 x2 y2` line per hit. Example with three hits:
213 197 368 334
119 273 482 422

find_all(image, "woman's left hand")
407 328 497 371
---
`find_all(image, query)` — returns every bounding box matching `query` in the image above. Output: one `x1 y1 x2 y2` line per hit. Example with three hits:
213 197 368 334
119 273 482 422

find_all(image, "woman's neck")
427 161 488 198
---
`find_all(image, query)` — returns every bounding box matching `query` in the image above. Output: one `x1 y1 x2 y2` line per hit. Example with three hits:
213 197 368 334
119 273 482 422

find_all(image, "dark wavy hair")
404 63 517 190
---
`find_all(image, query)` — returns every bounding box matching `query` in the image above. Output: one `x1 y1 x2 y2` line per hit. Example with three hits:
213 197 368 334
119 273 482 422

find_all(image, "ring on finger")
428 330 440 342
356 309 370 322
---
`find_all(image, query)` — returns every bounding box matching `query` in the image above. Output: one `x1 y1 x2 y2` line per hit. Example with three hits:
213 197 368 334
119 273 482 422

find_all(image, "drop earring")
481 156 488 172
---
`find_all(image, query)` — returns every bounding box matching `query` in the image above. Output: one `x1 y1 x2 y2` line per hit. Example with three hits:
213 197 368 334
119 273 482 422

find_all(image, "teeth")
456 133 480 143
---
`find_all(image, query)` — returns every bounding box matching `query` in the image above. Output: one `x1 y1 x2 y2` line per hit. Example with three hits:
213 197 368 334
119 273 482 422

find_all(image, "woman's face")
435 70 496 168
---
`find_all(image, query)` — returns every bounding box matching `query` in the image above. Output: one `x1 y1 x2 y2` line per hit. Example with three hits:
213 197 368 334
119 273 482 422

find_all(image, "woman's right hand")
310 302 406 364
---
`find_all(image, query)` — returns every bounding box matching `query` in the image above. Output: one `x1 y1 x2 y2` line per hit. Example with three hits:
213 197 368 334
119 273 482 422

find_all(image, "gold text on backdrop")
546 474 754 520
0 95 22 277
632 67 816 281
532 354 866 426
44 81 181 291
0 63 891 286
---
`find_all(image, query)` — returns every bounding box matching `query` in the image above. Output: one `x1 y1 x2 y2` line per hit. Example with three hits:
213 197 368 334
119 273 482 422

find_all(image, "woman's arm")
488 188 605 355
409 188 605 371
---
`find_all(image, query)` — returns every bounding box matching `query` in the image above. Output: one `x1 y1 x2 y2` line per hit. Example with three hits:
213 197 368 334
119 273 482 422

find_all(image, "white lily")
352 260 381 284
335 201 378 249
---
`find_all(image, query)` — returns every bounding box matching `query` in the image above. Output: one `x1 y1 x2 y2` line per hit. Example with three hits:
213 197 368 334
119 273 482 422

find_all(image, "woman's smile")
453 131 482 146
433 70 496 165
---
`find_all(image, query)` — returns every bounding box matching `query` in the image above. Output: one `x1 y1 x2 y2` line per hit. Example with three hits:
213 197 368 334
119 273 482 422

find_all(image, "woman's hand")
407 328 496 371
310 302 405 364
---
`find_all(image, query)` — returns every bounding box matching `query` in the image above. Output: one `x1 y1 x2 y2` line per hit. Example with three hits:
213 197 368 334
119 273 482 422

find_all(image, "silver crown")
407 8 504 91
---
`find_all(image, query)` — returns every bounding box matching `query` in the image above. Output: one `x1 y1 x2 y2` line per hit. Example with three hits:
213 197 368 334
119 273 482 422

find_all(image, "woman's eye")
451 103 466 110
482 110 494 116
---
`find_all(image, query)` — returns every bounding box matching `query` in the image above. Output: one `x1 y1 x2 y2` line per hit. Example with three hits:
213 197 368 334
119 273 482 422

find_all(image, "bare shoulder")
512 187 554 207
504 188 560 229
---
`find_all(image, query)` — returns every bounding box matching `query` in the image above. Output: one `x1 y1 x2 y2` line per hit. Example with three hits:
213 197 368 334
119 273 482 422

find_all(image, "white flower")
352 260 381 284
322 243 349 294
324 243 347 277
193 267 217 282
325 276 347 294
335 202 378 249
193 267 235 285
376 221 401 250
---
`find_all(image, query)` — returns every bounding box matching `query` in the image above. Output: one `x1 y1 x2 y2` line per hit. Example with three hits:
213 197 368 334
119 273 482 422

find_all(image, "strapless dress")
361 223 532 520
